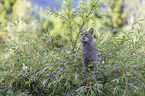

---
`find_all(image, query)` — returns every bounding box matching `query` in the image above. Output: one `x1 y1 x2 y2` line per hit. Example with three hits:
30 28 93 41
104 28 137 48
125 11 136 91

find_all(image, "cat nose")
82 37 85 39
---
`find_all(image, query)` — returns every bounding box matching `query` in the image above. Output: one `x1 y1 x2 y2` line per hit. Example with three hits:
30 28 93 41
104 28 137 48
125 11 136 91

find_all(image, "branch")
122 69 128 90
72 0 100 52
80 0 100 28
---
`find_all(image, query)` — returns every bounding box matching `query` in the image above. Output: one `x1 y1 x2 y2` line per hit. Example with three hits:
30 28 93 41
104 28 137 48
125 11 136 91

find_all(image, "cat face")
80 28 93 42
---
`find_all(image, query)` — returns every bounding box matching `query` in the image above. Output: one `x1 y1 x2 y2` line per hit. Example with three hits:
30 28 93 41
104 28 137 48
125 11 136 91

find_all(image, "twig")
122 69 128 90
72 0 100 52
135 52 145 58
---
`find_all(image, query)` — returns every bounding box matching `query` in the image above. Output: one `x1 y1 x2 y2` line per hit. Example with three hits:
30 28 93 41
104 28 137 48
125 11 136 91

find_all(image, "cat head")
80 28 94 43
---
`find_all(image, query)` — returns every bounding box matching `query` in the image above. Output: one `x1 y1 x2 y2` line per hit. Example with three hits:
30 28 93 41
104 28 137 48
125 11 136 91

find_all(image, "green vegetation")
101 0 127 34
0 0 145 95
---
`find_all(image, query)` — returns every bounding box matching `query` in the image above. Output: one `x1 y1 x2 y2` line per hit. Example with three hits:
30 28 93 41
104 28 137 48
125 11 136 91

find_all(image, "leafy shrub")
0 22 145 95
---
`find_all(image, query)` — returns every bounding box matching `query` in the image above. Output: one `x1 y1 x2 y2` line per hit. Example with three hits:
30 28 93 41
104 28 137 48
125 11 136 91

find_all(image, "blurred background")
0 0 145 56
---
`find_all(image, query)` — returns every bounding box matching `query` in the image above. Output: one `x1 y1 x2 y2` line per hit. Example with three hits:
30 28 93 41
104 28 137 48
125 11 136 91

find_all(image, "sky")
28 0 144 10
28 0 61 10
28 0 78 10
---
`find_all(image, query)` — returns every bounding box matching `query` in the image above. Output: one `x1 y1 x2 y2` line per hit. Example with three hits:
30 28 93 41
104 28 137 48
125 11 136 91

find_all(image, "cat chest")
82 50 96 59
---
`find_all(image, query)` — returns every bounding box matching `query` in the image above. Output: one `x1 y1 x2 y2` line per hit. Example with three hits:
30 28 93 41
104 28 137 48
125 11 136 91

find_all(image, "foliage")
0 0 17 53
0 0 145 95
47 0 100 51
93 0 127 34
0 0 34 54
0 18 145 95
102 0 127 34
125 0 145 24
0 0 16 27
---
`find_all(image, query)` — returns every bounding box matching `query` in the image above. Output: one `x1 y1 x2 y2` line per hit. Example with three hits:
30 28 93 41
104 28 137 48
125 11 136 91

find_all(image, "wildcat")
80 28 100 70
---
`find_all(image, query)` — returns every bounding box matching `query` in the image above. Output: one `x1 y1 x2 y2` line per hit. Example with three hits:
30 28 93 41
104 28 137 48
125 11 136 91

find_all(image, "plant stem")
72 0 100 52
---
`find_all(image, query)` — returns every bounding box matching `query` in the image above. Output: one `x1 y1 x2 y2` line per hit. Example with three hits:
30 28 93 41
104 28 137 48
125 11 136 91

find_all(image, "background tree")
0 0 16 27
0 0 17 53
93 0 127 34
124 0 145 27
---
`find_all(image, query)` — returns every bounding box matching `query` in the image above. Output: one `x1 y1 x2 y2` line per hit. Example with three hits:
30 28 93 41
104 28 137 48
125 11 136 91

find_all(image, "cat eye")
81 34 83 36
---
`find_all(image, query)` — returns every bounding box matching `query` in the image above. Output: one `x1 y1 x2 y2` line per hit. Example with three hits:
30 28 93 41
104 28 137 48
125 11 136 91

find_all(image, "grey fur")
80 28 100 68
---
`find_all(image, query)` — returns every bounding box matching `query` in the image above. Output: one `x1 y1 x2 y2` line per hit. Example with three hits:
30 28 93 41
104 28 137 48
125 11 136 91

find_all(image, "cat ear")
89 28 93 35
80 28 83 33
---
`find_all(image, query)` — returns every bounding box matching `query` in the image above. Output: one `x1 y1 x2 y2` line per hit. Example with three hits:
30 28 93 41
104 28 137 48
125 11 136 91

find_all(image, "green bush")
0 23 145 95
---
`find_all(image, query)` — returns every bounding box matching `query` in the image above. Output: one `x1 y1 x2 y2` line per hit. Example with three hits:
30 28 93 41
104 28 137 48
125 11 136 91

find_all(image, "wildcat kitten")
80 28 100 69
